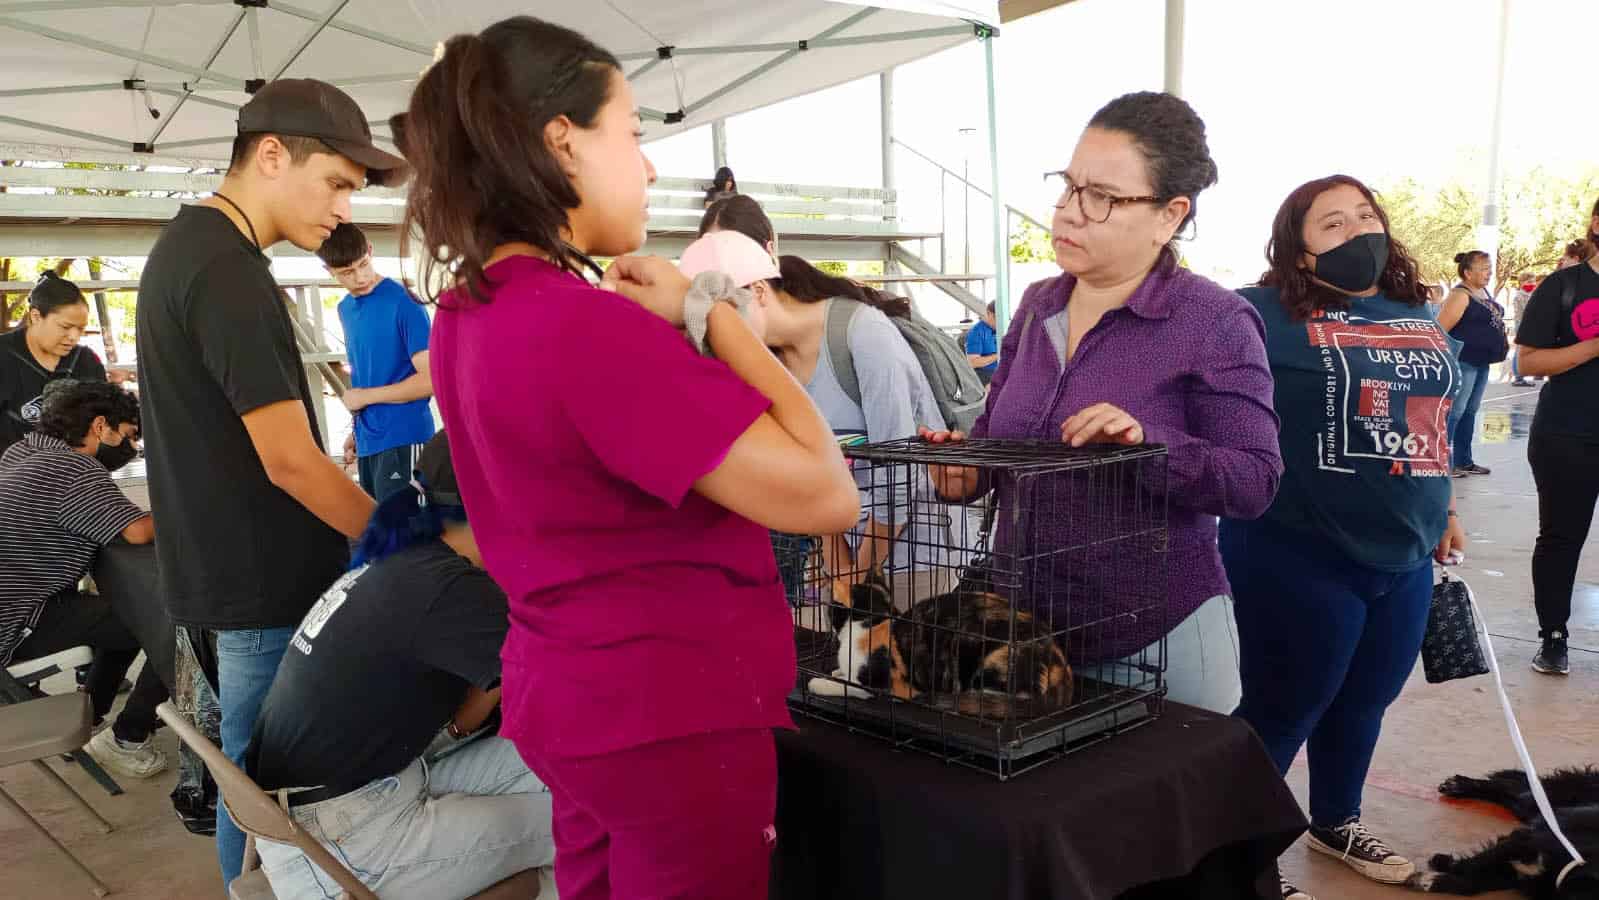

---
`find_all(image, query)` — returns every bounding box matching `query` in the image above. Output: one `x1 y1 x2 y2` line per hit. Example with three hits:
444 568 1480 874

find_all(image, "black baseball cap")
237 78 409 187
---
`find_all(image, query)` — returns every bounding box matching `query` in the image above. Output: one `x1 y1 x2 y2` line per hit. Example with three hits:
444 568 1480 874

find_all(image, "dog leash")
1453 571 1588 886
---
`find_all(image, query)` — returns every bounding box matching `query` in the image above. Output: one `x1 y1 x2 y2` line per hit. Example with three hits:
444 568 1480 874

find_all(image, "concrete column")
1164 0 1185 97
1480 0 1512 272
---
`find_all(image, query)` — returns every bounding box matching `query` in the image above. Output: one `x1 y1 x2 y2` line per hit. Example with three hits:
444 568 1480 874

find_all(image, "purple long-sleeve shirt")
973 260 1282 660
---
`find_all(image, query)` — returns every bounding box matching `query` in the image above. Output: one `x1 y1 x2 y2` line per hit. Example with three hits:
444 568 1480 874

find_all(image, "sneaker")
1280 874 1315 900
1512 379 1533 387
1306 819 1415 883
1532 632 1569 675
1461 464 1492 476
84 728 168 779
1451 467 1471 478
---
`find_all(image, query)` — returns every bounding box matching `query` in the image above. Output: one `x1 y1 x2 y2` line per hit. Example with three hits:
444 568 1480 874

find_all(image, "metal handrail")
890 136 1049 233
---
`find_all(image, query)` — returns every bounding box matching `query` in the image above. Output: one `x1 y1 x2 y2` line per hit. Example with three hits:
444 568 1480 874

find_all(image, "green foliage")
1379 166 1599 293
1009 218 1052 264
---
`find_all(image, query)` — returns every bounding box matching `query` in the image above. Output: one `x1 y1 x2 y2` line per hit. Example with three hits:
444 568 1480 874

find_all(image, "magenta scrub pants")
516 728 778 900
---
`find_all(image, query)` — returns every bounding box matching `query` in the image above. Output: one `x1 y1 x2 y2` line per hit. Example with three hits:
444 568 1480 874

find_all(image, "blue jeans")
1450 361 1489 468
216 627 295 893
257 737 554 899
1220 520 1432 826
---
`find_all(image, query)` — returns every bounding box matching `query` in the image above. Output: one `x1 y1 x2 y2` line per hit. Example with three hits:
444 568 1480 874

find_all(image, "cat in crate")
807 568 1072 717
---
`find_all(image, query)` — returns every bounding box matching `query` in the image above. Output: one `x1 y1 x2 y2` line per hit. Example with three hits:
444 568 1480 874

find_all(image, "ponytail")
28 270 86 319
394 17 621 305
771 255 911 319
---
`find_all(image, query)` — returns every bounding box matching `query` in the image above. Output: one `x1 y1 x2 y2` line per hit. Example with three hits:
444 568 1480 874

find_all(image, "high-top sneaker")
1532 631 1569 675
1306 818 1415 883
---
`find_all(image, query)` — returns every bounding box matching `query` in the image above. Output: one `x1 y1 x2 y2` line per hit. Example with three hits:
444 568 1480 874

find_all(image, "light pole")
959 126 976 274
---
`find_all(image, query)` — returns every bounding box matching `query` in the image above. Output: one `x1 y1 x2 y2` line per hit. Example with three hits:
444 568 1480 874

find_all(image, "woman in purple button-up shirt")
939 92 1282 713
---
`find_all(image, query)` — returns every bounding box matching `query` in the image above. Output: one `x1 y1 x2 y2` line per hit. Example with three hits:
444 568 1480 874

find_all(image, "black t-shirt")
245 542 508 793
1516 262 1599 440
135 205 348 629
0 329 107 452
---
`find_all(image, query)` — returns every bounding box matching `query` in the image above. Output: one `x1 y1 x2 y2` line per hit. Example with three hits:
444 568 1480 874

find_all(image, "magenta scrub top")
430 255 796 758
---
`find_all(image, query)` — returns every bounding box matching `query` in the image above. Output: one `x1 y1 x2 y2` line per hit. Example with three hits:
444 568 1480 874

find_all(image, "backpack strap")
824 298 864 408
1561 268 1578 317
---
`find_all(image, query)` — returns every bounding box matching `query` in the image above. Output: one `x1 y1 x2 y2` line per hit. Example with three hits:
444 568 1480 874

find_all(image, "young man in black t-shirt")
246 434 553 900
1513 254 1599 675
134 78 407 889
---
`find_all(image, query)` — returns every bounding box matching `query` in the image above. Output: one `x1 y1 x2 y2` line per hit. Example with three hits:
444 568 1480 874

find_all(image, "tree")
1379 166 1599 294
1009 218 1052 264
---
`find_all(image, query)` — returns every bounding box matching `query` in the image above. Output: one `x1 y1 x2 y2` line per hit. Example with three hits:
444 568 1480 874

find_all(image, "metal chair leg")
0 784 110 898
63 750 124 797
31 760 114 834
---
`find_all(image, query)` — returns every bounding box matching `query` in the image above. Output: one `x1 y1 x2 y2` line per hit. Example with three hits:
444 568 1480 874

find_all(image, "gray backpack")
824 298 988 434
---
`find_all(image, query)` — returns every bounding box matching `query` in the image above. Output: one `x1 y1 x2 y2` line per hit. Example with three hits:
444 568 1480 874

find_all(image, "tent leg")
983 33 1009 333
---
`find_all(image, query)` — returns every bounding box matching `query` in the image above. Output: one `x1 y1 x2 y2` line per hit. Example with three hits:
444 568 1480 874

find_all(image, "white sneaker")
84 728 168 779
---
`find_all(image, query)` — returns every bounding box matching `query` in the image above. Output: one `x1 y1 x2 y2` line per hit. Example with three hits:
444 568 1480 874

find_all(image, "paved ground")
3 383 1594 899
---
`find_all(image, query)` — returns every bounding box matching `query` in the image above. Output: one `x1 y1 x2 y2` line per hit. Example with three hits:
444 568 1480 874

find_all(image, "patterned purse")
1421 571 1491 684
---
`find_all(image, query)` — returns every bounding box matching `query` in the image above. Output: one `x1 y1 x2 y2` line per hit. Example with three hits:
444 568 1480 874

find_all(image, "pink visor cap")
677 231 779 288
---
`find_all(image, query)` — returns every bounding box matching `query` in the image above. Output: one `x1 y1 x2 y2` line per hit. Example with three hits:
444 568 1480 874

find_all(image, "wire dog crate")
786 438 1170 780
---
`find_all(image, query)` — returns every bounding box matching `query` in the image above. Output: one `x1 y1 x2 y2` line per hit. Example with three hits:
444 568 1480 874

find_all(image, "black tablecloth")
92 541 176 693
771 704 1306 900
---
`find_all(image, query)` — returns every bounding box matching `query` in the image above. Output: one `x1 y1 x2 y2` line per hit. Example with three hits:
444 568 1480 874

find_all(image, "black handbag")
1421 571 1490 684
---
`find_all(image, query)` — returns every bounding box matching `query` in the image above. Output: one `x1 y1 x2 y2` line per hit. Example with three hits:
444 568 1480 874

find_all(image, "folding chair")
0 691 113 897
155 703 542 900
2 648 125 797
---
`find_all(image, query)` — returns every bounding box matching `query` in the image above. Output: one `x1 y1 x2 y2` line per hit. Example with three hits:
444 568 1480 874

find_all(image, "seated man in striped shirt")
0 380 169 778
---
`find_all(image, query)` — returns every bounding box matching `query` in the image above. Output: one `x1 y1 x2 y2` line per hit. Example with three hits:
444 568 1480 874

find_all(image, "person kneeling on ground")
245 431 553 900
0 379 169 779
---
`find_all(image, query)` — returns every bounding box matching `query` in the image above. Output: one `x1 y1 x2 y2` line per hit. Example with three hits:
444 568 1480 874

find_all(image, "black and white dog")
1408 768 1599 897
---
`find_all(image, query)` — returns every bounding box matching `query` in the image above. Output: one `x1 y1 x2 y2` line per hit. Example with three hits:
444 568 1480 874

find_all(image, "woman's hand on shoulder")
601 255 691 327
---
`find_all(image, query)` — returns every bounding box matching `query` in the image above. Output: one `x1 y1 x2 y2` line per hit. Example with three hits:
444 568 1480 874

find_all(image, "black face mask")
96 437 139 472
1306 232 1389 294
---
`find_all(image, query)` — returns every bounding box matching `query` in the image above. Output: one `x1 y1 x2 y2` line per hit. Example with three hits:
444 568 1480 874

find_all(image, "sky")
631 0 1599 291
276 0 1599 316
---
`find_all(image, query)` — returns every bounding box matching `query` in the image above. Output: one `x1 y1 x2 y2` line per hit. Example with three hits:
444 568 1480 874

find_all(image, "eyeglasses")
1044 170 1163 224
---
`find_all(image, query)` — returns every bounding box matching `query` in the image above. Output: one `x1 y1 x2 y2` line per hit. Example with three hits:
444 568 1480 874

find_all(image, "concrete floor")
2 383 1595 900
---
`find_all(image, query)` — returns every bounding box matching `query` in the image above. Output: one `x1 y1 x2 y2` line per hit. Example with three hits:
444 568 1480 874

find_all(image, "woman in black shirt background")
1514 205 1599 676
0 272 107 451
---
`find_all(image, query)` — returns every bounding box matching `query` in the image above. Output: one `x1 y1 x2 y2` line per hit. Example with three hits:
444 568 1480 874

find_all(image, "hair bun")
1453 253 1467 264
38 270 59 282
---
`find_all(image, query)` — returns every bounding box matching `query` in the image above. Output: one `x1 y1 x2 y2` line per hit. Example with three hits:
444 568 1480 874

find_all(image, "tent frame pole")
983 31 1009 332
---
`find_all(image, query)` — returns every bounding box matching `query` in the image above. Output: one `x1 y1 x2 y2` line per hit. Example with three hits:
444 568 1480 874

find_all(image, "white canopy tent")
0 0 995 157
0 0 1021 314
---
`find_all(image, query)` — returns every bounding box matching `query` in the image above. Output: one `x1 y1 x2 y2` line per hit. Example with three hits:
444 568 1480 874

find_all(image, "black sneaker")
1280 874 1315 900
1461 464 1492 476
1306 819 1415 883
1532 632 1569 675
1512 379 1533 387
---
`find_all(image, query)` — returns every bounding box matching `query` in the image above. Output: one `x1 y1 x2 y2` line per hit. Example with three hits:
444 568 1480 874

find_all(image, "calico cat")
807 569 1072 717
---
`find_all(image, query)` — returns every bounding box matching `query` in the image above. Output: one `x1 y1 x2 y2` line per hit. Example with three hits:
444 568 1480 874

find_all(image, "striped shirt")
0 433 148 665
